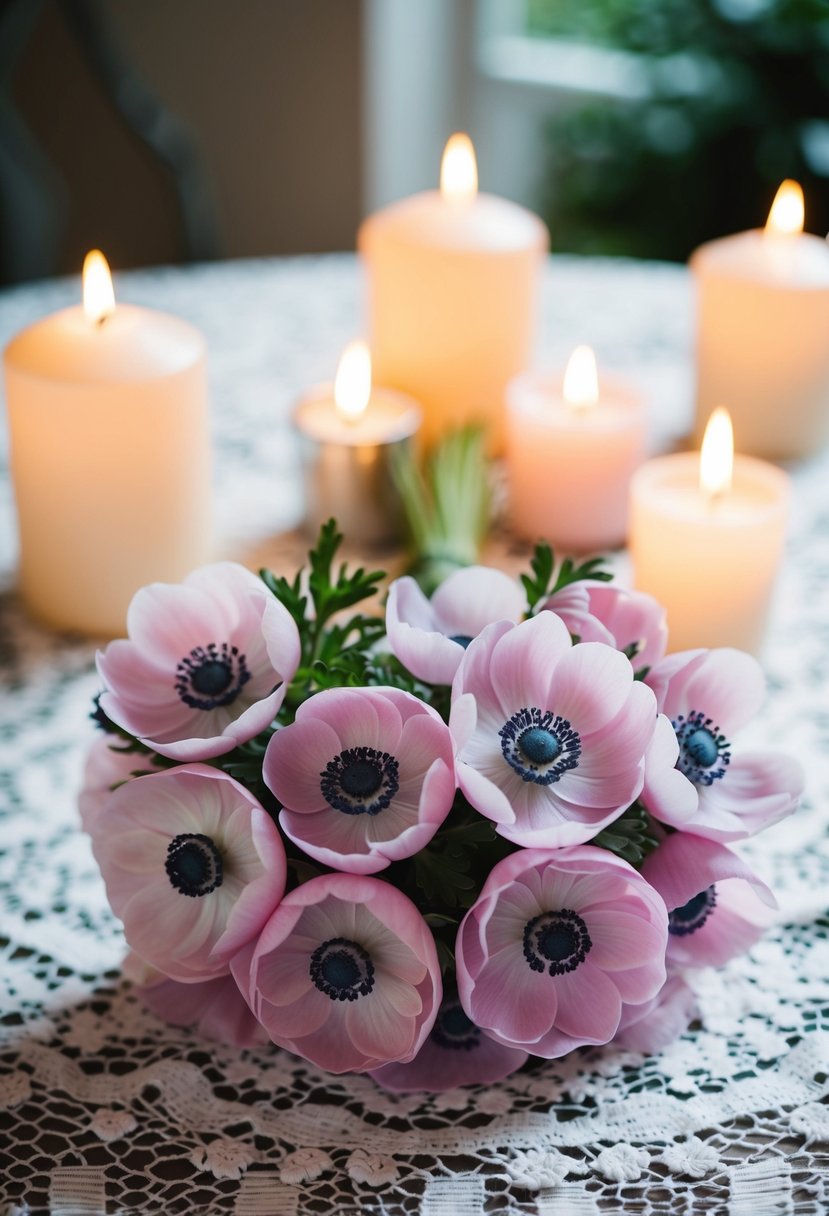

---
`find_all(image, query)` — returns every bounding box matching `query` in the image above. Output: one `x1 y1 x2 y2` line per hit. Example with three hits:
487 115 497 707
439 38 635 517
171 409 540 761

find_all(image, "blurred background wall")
2 0 828 285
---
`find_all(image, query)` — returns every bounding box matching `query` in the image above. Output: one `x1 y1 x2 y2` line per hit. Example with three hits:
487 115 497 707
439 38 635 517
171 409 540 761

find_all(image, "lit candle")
358 133 549 452
293 340 421 545
691 180 829 460
629 408 789 653
505 345 646 551
3 251 212 637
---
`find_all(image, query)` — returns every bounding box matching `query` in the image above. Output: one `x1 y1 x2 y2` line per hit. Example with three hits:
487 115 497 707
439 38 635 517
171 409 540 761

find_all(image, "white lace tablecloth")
1 254 828 1214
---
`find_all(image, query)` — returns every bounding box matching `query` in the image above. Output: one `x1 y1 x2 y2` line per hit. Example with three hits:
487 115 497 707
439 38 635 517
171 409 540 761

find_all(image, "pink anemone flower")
642 648 804 840
237 873 442 1074
450 613 667 848
544 580 668 672
385 566 526 686
124 952 267 1048
97 562 301 761
370 994 528 1092
263 686 456 874
455 846 668 1058
89 764 287 982
78 735 143 832
614 973 698 1053
641 832 776 969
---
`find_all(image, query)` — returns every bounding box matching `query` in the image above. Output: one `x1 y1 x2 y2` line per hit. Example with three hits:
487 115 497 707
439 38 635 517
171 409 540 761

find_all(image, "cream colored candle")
692 180 829 460
294 340 421 545
506 346 646 552
3 251 211 636
358 134 549 453
629 410 789 654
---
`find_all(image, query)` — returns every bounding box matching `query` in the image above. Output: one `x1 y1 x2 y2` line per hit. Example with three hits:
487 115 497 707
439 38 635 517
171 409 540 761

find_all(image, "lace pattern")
1 255 828 1213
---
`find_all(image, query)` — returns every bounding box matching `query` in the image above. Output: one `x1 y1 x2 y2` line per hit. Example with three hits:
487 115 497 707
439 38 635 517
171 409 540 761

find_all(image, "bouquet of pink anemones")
81 519 804 1092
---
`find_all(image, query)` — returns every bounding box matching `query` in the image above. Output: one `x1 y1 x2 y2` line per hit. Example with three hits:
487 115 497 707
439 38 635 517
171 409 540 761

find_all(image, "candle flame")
440 133 478 204
765 179 804 237
334 341 372 423
700 407 734 501
83 250 115 323
562 345 599 412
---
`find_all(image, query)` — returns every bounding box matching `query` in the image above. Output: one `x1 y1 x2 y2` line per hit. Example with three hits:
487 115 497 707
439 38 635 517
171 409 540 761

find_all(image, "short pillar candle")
506 345 646 552
629 409 789 654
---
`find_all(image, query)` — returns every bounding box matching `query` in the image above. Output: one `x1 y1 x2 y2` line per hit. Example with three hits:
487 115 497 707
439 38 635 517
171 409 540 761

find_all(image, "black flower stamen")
500 707 582 785
320 746 400 816
165 833 223 897
672 710 731 786
523 909 592 975
310 937 375 1001
669 885 717 936
175 642 251 711
430 999 481 1051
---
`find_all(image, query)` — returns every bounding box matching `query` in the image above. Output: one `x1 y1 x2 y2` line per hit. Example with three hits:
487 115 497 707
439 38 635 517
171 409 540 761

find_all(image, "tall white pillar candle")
506 346 646 552
358 134 549 453
629 410 789 654
692 180 829 460
3 252 212 636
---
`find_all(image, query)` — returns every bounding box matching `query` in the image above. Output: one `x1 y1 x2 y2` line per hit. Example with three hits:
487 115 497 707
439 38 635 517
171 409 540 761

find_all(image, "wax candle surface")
293 342 421 545
4 277 211 636
358 135 549 452
692 181 829 459
506 352 646 552
629 451 788 653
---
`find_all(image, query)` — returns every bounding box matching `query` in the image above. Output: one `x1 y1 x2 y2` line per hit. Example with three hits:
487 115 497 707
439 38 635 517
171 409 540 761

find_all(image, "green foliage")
260 520 393 717
521 541 613 615
592 801 661 867
532 0 829 260
392 425 491 595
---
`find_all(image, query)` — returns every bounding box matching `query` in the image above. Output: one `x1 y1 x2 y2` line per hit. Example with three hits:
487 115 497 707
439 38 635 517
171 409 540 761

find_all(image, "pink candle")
505 346 646 552
629 409 789 653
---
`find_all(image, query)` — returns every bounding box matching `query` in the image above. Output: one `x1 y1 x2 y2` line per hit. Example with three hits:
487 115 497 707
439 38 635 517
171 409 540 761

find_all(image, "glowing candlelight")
562 345 599 414
334 341 372 424
699 407 734 502
440 132 478 205
765 179 805 238
82 249 115 324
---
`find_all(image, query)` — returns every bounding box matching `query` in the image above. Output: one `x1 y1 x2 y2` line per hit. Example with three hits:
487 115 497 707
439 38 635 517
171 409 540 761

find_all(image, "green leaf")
392 426 491 595
521 542 614 615
592 802 660 868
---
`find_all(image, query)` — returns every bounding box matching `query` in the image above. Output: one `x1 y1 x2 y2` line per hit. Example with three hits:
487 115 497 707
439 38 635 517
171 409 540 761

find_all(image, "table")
1 255 828 1214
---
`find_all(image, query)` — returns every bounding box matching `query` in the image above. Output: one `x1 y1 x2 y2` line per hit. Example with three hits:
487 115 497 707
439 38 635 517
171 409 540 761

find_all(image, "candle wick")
95 313 108 329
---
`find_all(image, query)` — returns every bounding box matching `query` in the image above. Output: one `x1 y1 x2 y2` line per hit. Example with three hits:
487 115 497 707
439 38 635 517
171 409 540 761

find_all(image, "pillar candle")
294 341 421 545
692 180 829 460
506 346 646 552
629 410 789 654
358 133 549 453
3 251 212 636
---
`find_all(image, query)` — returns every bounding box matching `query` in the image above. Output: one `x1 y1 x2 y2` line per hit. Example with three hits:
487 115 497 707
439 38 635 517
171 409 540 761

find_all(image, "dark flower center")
669 885 717 936
430 999 481 1051
165 833 223 897
320 746 400 815
673 710 731 786
523 909 592 975
175 642 251 711
449 634 474 648
310 937 375 1001
500 707 581 785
